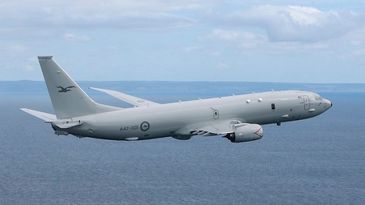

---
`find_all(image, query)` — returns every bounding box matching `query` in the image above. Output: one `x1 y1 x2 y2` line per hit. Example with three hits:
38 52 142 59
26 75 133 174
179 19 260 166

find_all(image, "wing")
90 87 160 107
20 108 57 122
175 119 241 136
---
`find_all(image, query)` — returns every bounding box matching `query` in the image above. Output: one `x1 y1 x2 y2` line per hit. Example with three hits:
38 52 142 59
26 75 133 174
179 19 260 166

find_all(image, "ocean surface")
0 81 364 205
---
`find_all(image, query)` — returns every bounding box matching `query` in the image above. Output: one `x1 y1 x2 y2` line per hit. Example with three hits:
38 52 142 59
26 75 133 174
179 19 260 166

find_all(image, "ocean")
0 81 364 205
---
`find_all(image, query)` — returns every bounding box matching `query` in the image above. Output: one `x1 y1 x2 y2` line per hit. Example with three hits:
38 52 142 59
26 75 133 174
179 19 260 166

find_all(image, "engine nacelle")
226 123 263 143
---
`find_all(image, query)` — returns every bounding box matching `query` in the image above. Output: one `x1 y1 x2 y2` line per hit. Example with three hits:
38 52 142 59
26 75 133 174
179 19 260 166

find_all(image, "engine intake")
226 123 263 143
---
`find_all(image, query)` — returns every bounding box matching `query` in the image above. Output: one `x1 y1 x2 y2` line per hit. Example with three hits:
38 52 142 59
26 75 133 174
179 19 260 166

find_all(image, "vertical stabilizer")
38 56 118 119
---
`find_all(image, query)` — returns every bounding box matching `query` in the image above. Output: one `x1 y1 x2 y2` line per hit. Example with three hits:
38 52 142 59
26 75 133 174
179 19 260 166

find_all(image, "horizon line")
1 80 365 85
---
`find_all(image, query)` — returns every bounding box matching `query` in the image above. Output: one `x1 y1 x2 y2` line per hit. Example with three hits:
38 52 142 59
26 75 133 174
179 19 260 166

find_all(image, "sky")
1 0 365 83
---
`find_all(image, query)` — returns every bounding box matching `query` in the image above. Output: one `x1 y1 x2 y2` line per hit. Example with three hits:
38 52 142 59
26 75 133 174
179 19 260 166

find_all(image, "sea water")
0 82 364 205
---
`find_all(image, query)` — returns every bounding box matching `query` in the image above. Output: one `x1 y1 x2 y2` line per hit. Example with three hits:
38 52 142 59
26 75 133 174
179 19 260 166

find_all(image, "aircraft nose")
323 98 332 109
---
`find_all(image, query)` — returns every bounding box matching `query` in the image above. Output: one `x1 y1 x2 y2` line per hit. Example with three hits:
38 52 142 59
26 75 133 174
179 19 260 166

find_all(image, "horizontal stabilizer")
20 108 57 122
90 87 160 107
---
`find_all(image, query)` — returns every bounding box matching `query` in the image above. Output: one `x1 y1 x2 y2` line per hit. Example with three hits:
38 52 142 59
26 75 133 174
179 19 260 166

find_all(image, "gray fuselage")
65 90 332 140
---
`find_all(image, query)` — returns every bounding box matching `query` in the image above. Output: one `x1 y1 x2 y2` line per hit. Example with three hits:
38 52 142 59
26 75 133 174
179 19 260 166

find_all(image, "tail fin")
38 56 119 119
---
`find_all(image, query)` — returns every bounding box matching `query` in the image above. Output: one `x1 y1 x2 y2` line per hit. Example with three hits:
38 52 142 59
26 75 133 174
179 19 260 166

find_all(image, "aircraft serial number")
120 125 139 131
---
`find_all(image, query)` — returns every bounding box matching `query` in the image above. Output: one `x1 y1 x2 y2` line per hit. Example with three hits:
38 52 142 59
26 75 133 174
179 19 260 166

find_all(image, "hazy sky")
1 0 365 83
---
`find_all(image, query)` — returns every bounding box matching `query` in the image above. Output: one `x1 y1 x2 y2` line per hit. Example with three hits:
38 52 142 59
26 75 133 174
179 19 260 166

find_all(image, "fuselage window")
271 103 276 110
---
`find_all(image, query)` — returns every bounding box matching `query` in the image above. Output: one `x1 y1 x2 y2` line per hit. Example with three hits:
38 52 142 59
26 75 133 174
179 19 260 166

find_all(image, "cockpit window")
313 94 322 101
315 96 322 101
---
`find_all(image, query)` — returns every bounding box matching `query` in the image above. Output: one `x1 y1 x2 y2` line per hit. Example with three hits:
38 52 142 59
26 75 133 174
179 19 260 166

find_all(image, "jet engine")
225 123 263 143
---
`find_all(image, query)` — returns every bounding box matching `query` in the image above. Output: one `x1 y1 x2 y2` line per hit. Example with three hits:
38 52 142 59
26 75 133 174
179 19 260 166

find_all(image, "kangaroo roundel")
140 121 150 132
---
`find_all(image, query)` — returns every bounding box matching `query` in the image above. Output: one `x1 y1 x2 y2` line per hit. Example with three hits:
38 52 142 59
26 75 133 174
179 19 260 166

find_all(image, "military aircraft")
21 56 332 143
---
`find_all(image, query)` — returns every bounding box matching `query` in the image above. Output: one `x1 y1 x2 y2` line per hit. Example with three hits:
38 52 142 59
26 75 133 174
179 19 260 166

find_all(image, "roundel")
140 121 150 132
